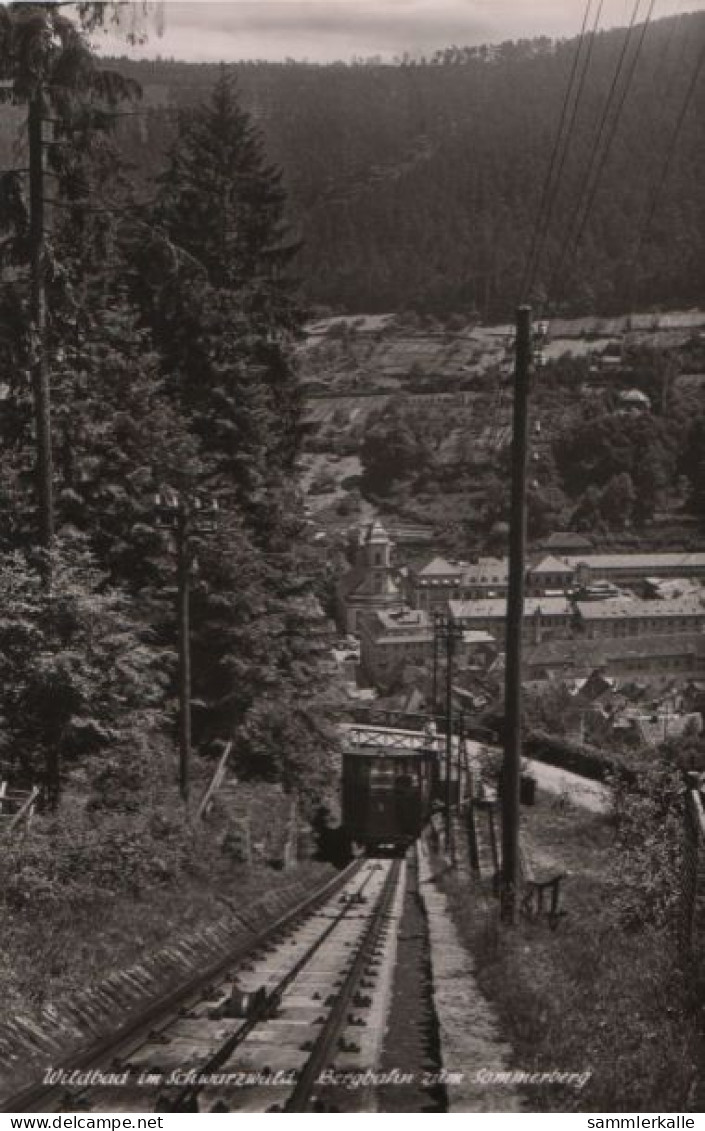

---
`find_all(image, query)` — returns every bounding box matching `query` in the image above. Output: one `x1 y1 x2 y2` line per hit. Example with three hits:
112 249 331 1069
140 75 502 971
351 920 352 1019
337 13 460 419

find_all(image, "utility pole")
431 619 440 718
456 710 465 813
445 619 454 850
501 304 532 924
176 503 191 805
156 490 218 805
29 69 56 808
434 611 462 854
29 83 54 554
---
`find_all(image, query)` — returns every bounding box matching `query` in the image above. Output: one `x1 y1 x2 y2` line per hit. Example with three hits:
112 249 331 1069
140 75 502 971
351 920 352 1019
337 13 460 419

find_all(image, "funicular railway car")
341 726 436 854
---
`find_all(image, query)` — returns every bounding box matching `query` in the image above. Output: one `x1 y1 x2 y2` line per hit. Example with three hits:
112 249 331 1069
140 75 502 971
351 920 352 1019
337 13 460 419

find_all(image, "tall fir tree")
136 69 303 542
132 71 341 799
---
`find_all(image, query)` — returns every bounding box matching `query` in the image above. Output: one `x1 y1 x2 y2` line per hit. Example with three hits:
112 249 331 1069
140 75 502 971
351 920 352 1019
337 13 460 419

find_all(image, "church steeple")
338 520 402 632
361 519 393 582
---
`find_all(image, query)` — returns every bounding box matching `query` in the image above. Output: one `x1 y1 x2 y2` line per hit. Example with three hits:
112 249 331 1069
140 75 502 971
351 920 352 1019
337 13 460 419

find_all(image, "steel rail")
1 859 365 1114
284 858 402 1112
168 860 384 1111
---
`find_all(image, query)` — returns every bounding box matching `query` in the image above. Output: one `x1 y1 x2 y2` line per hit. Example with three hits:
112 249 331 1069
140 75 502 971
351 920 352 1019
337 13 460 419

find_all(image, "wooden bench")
520 859 567 930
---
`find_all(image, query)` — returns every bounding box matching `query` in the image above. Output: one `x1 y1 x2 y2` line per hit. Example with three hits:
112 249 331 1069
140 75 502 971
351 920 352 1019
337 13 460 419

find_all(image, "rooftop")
364 519 391 545
577 596 705 619
618 388 651 404
376 608 430 631
542 531 593 551
416 555 466 579
564 552 705 571
530 555 577 575
525 632 705 668
450 596 571 619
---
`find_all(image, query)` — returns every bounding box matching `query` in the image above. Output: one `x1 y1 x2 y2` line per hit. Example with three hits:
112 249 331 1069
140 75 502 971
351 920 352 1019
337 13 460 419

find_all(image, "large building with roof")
576 595 705 639
526 555 578 595
358 607 433 684
410 555 508 612
337 523 705 688
409 556 468 613
449 596 573 645
411 548 705 607
359 605 497 686
563 552 705 587
540 531 593 555
526 551 705 595
524 634 705 684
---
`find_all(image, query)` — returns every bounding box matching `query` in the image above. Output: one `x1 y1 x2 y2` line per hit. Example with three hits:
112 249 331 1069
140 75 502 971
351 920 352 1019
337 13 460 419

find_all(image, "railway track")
4 857 406 1115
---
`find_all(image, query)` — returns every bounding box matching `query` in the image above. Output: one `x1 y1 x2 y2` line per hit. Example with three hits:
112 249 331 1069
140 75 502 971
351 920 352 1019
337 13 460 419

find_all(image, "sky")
95 0 705 64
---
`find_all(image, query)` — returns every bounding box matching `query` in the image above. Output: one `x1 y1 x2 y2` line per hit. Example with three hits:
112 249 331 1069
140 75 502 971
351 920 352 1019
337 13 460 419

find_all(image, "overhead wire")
524 0 605 306
563 0 657 266
518 0 596 304
547 0 649 306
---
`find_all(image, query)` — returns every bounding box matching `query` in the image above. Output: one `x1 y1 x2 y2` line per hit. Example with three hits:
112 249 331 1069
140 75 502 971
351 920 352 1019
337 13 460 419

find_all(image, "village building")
523 633 705 684
408 556 468 613
449 596 573 645
358 607 433 685
524 551 705 593
409 554 508 611
540 531 593 555
526 555 577 595
338 523 705 690
624 711 702 747
359 605 497 687
564 552 705 587
461 557 510 599
576 595 705 639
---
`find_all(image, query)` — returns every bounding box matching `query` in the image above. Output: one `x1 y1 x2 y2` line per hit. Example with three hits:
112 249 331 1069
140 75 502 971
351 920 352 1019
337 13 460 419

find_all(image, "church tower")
358 519 395 596
337 520 402 632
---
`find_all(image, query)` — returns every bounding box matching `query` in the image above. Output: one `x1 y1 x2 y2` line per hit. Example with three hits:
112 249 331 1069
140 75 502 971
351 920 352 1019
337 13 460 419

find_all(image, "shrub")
525 729 637 785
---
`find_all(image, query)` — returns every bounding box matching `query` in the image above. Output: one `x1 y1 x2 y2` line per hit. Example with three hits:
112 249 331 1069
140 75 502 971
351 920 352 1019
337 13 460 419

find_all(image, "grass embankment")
440 795 705 1112
0 781 333 1020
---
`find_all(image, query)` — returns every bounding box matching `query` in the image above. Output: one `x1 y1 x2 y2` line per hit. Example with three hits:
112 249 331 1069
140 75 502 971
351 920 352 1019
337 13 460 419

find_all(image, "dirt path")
416 842 522 1113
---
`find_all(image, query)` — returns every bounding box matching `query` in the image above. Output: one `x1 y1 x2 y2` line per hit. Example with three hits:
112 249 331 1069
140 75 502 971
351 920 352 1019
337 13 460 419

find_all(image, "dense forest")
0 6 339 824
75 11 705 318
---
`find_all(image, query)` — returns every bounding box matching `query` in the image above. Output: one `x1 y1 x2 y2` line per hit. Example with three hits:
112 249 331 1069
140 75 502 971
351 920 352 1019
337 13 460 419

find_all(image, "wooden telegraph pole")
28 84 54 554
444 620 454 850
156 491 219 805
431 623 440 719
176 501 192 805
501 305 532 923
29 74 57 807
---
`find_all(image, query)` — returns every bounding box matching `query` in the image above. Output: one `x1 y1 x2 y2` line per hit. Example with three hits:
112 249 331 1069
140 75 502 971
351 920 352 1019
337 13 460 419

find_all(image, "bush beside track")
525 729 637 786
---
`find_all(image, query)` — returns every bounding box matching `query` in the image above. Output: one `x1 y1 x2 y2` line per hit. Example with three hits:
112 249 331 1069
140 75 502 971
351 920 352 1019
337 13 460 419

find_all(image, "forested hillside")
0 11 339 817
89 12 705 317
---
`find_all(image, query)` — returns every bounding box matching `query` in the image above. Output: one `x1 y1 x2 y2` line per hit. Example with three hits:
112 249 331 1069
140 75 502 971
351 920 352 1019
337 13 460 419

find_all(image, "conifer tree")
138 69 303 539
0 536 168 807
133 72 341 798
